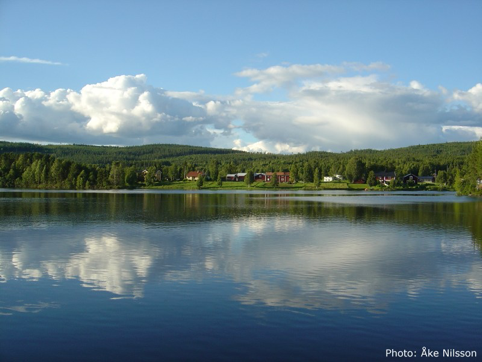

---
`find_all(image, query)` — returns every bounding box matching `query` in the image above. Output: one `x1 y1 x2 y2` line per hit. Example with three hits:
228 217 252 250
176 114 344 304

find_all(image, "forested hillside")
0 140 478 191
0 141 244 165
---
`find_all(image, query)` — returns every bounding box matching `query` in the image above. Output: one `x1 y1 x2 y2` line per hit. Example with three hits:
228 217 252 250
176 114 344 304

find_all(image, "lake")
1 190 481 361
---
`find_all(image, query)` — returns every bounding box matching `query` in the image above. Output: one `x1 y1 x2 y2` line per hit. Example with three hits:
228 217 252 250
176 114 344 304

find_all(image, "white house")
324 174 343 182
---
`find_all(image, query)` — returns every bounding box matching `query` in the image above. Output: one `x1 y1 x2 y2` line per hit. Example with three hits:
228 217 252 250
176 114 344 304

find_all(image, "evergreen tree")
314 168 321 188
144 166 157 186
168 164 179 181
270 172 279 187
320 164 326 177
209 159 219 181
345 157 365 183
125 167 138 188
21 166 34 187
303 162 314 183
244 170 254 187
290 163 299 183
76 170 86 190
97 168 108 188
456 139 482 194
418 163 432 176
69 163 82 186
196 175 204 189
467 140 482 180
367 170 377 186
436 170 447 184
109 162 124 188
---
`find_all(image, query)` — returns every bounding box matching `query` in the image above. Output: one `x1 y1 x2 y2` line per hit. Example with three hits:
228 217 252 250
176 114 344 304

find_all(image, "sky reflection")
1 193 482 314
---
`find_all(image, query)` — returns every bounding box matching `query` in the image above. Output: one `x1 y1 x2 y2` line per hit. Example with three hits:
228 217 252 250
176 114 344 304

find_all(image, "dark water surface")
1 190 481 361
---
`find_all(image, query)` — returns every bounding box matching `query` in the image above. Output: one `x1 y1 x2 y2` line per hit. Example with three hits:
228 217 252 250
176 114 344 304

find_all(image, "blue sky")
1 0 481 152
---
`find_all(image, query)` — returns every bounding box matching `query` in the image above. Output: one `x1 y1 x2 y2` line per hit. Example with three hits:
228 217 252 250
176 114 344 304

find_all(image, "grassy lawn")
143 181 369 190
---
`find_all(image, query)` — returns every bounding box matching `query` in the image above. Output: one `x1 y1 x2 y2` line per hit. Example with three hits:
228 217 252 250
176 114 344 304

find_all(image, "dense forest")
0 142 244 166
0 140 480 193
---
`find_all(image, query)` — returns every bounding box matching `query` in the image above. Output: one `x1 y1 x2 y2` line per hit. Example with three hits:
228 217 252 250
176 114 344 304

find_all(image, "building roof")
374 171 395 177
266 172 290 175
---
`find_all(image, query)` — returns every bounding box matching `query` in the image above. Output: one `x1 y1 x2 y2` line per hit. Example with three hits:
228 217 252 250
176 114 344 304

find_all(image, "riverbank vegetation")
0 140 479 192
455 139 482 195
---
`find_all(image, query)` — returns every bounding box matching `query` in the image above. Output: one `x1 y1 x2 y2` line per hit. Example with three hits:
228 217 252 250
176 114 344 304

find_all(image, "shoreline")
0 181 452 193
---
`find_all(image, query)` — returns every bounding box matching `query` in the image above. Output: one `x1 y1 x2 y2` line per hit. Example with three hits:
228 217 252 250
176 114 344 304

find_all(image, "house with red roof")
186 171 204 181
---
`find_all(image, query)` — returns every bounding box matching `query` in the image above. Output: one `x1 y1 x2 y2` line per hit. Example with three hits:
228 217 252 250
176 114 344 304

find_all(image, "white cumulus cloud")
0 63 481 151
453 83 482 113
224 63 482 152
0 74 223 146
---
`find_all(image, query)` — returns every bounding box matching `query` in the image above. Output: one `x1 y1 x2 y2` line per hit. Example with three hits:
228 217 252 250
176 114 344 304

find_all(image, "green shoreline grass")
0 181 449 192
142 181 451 191
143 181 371 191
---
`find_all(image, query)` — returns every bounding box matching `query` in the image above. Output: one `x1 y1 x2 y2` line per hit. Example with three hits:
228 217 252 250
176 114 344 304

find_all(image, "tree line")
0 140 480 192
0 153 139 190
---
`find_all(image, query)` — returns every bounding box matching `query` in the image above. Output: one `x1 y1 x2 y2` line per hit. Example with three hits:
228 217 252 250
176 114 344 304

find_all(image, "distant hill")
0 140 475 173
0 141 245 165
344 142 474 159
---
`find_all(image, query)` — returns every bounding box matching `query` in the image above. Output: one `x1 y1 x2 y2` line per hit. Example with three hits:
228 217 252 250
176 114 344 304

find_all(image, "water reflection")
1 231 158 298
0 302 59 316
1 191 482 313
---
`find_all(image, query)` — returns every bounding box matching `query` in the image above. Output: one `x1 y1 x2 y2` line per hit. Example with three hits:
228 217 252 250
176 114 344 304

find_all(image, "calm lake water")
1 190 482 361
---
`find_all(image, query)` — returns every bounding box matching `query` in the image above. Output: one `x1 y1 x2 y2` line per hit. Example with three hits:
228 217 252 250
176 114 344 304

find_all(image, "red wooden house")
226 173 246 181
375 171 395 185
265 172 290 183
254 173 266 181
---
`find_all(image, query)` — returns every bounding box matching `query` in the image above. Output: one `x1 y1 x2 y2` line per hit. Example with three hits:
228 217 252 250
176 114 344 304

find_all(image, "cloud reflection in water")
1 208 481 312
